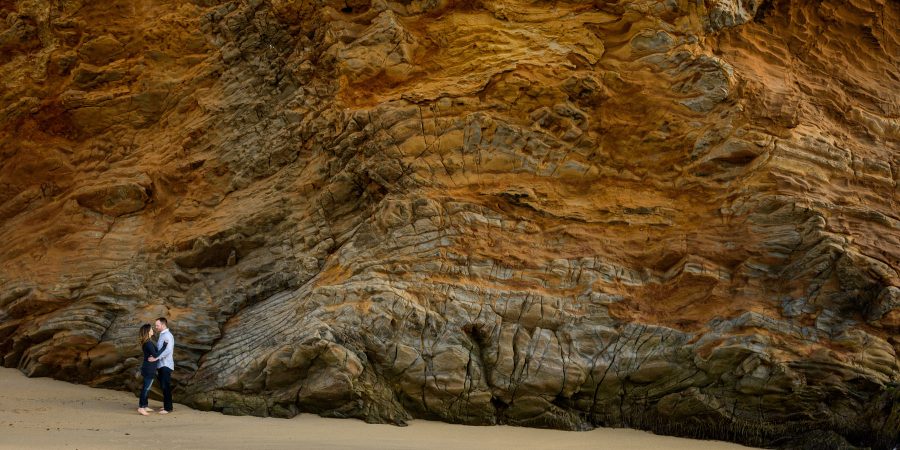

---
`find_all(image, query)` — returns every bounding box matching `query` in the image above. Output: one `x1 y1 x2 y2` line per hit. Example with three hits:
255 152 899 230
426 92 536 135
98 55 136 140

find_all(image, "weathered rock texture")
1 0 899 447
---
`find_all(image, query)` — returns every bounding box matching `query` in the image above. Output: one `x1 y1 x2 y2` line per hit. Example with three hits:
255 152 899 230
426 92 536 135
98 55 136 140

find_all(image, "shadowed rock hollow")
1 0 898 448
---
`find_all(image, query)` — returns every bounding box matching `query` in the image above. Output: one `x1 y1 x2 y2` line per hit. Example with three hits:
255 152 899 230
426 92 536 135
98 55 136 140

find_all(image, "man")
149 317 175 414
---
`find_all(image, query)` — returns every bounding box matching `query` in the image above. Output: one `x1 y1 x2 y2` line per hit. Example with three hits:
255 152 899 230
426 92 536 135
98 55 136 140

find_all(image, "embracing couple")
137 317 175 416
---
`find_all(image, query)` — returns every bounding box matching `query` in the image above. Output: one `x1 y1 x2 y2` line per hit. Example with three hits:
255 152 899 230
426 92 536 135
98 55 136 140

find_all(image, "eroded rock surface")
1 0 898 448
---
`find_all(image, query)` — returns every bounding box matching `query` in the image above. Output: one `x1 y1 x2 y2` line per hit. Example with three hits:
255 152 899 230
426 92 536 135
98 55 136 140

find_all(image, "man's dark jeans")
157 367 173 412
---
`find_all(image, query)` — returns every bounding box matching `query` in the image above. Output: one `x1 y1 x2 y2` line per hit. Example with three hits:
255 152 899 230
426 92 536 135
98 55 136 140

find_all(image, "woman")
138 323 167 416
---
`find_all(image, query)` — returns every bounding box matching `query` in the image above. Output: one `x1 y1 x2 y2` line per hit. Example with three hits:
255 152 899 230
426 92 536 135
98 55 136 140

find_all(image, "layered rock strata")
1 0 899 448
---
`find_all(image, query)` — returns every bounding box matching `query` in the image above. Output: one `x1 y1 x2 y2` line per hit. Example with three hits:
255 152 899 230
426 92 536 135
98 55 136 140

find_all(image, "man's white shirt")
156 329 175 370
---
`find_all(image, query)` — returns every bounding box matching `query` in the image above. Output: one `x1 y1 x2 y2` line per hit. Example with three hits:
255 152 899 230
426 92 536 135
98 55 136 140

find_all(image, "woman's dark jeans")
139 375 154 408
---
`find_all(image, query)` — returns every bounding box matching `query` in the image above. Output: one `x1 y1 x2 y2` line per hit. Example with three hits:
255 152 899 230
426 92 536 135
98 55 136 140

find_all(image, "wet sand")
0 367 755 449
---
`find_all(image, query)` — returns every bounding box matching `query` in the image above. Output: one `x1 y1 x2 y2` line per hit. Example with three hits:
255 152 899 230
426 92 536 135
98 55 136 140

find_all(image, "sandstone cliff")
1 0 898 448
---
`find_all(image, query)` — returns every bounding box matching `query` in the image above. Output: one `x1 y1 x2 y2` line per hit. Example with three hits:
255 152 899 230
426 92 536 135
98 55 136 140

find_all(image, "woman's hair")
139 324 152 346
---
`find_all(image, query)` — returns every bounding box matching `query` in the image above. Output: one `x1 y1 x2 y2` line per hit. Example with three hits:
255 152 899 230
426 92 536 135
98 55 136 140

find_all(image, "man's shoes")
159 410 170 414
144 407 155 412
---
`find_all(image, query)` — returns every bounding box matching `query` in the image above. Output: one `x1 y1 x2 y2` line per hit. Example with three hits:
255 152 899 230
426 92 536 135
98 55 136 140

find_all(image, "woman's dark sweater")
141 340 167 377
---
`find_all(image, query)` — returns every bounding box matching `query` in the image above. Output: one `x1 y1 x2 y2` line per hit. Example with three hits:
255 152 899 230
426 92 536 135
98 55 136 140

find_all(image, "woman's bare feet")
138 408 149 416
143 407 155 412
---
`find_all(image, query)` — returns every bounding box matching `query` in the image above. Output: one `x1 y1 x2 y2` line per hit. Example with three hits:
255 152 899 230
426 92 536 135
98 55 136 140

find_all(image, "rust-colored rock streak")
1 0 898 448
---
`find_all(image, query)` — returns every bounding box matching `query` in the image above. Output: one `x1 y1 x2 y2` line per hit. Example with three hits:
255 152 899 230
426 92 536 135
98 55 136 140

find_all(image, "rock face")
1 0 899 447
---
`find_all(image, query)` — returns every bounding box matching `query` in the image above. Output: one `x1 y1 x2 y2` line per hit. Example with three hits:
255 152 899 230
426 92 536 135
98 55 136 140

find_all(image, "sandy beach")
0 367 754 449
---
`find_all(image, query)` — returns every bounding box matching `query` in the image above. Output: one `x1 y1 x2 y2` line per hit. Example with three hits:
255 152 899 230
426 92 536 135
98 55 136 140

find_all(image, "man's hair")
156 317 168 327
